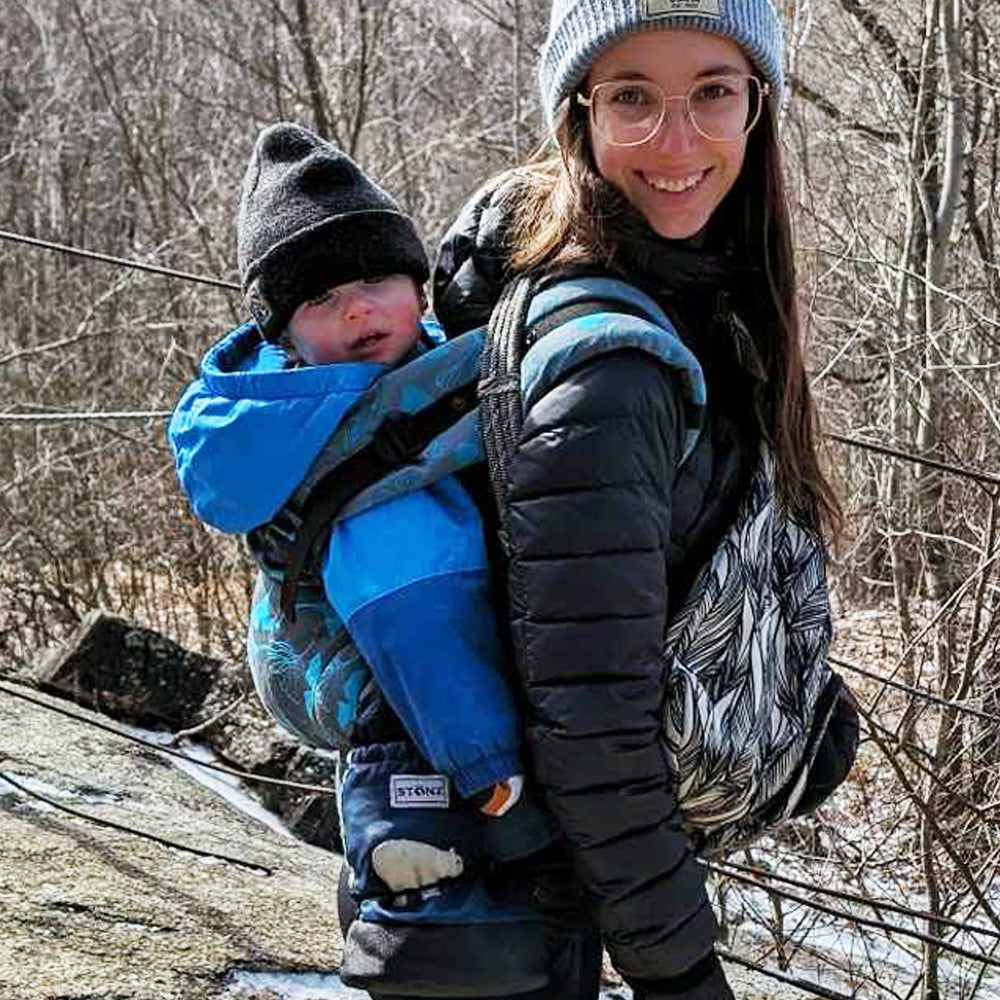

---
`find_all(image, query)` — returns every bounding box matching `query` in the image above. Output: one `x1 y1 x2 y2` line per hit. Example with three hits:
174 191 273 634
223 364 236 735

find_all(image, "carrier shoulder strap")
478 276 534 550
279 377 478 622
478 274 690 551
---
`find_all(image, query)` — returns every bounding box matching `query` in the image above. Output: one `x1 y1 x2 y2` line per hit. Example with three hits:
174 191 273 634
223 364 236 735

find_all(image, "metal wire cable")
0 410 172 422
7 680 997 965
718 948 859 1000
830 433 1000 489
714 863 1000 969
7 408 1000 498
0 228 240 292
0 764 272 875
0 681 336 796
0 747 884 1000
15 675 996 975
711 859 1000 942
3 228 1000 494
5 671 999 982
831 656 1000 724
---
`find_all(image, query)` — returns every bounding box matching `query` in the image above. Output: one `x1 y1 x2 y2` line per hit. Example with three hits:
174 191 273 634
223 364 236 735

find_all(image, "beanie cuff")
244 211 429 341
237 123 429 341
539 0 784 126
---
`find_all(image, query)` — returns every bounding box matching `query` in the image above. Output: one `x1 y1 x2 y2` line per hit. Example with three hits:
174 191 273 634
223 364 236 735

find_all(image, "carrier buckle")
372 413 426 466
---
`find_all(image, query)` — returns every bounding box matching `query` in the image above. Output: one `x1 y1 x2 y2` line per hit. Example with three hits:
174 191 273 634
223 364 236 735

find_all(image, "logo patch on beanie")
644 0 723 17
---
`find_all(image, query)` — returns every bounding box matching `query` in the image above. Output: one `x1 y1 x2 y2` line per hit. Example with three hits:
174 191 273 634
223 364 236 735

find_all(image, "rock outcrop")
34 610 341 851
0 682 344 1000
37 609 222 728
15 612 810 1000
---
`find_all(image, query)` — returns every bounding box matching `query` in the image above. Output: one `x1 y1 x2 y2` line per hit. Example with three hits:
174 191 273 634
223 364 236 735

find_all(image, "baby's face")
287 274 423 365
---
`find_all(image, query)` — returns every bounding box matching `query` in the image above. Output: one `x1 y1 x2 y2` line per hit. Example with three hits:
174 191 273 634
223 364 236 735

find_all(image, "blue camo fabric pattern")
250 277 705 770
247 573 368 749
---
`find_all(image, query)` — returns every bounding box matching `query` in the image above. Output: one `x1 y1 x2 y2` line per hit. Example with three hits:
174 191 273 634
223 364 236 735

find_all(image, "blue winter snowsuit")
169 316 558 999
168 317 523 797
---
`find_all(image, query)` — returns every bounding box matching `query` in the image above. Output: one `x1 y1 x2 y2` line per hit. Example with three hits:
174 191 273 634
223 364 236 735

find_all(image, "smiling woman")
429 1 851 998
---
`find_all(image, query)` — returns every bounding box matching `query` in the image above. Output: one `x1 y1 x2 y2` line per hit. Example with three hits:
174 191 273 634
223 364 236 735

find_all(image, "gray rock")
36 609 221 728
0 682 343 1000
34 611 341 851
20 617 813 1000
0 684 810 1000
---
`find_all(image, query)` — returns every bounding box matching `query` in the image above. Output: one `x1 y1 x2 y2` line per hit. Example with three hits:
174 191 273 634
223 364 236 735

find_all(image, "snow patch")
224 970 633 999
128 726 298 841
226 971 364 999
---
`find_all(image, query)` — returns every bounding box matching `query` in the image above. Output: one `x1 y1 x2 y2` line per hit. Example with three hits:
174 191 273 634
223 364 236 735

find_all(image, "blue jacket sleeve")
321 475 523 797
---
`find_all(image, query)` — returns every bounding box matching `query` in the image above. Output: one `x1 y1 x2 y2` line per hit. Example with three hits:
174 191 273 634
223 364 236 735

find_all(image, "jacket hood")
433 176 518 337
432 172 739 340
168 321 409 533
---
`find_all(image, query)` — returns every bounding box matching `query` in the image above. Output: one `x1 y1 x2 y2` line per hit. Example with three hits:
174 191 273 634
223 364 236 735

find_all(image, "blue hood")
168 321 400 532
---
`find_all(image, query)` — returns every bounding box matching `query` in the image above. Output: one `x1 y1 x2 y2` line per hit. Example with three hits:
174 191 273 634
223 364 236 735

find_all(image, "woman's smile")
641 168 709 194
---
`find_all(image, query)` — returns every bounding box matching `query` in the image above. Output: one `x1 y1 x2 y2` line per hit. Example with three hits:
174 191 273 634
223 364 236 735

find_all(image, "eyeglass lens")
592 76 761 144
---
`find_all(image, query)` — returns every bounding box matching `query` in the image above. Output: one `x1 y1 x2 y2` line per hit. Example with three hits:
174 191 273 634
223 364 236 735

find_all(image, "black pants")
338 852 604 1000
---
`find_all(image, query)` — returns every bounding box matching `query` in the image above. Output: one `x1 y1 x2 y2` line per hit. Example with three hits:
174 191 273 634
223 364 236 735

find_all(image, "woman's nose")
652 100 699 154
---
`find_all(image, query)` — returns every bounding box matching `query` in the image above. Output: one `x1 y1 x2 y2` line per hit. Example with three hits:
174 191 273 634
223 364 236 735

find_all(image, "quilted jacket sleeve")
505 348 720 984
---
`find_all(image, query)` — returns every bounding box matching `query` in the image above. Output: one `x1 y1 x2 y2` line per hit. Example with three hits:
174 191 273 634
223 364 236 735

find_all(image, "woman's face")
586 29 753 241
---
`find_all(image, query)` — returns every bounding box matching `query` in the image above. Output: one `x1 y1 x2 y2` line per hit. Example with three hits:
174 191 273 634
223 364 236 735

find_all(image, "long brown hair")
492 95 843 539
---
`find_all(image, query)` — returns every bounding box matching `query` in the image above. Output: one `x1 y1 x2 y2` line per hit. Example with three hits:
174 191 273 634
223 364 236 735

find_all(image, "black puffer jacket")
434 181 758 988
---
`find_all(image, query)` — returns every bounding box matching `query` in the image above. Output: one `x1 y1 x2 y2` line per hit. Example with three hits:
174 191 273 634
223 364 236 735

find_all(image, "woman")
430 1 854 998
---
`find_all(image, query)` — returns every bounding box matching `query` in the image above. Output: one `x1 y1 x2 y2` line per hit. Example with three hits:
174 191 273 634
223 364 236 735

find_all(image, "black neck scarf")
599 203 767 387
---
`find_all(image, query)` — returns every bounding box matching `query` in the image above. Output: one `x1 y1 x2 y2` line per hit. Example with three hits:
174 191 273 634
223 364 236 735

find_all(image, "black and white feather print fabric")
662 446 833 853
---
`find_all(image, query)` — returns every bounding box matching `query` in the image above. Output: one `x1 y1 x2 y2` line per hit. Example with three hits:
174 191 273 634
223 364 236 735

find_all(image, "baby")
168 122 551 995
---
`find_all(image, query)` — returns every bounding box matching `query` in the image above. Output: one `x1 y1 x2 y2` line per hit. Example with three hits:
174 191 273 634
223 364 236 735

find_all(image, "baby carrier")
248 272 855 854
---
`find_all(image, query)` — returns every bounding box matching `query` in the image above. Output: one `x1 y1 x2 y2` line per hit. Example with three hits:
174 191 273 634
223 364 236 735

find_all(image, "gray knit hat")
539 0 785 127
238 123 429 341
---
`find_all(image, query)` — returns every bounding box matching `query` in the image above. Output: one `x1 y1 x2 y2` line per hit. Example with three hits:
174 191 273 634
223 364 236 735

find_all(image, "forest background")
1 1 999 999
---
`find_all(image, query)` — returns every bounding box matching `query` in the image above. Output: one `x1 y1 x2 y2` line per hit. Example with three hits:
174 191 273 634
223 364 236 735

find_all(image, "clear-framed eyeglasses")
577 74 769 146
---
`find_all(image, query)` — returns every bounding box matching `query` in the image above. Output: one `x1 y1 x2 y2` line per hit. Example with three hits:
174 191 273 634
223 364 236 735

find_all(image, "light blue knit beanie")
539 0 785 126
